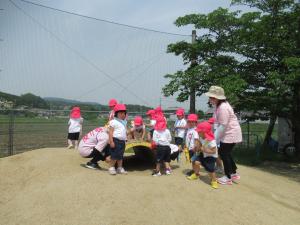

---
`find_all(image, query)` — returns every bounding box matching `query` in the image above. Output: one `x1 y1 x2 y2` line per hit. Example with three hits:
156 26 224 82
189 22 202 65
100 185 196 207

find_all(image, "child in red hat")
108 104 128 175
130 116 146 140
67 106 83 149
187 120 218 189
145 109 156 141
152 116 172 176
174 108 187 160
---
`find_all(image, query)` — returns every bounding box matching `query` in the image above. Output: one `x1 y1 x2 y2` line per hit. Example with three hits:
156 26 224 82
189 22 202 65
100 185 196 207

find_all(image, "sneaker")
231 173 240 181
186 170 194 176
67 144 73 149
217 176 233 185
85 161 101 170
211 180 218 189
165 169 172 175
187 173 199 180
152 171 162 177
117 167 128 174
108 167 117 175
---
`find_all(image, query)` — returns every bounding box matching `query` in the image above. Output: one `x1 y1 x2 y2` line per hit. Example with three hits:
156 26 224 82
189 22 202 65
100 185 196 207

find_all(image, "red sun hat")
114 104 126 112
70 107 81 119
154 116 167 131
134 116 143 126
108 99 118 107
196 121 214 141
187 114 198 122
176 108 185 116
208 117 215 124
146 109 155 115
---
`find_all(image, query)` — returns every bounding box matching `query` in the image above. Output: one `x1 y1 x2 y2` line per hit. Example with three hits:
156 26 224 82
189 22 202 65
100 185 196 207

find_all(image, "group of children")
66 98 231 189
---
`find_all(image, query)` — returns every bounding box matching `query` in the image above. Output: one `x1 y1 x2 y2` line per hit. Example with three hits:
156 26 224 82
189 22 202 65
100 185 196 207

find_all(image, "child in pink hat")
174 108 187 160
145 109 156 141
108 98 118 121
187 120 218 189
67 106 83 149
130 116 146 140
152 116 172 176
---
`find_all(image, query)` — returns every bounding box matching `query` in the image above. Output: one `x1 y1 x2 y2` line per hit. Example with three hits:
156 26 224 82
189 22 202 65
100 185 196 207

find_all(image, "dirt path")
0 148 299 225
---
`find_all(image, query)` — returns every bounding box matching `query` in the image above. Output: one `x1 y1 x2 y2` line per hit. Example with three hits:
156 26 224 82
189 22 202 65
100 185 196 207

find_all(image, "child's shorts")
110 138 125 160
174 137 184 146
68 132 80 140
170 151 179 161
191 152 203 162
199 155 217 173
156 145 171 163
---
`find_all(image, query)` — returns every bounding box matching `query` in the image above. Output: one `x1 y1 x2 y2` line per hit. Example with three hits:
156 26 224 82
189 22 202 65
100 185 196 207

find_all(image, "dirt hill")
0 148 299 225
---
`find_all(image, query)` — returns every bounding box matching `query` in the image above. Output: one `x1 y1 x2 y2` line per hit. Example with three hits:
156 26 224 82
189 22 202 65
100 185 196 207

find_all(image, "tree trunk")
262 115 277 149
189 87 196 113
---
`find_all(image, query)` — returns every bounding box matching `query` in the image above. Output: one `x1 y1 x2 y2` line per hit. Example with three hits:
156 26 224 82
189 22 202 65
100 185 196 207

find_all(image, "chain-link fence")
0 109 274 157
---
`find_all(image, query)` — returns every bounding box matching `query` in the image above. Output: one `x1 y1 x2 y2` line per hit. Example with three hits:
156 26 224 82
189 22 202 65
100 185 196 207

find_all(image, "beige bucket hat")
205 86 226 100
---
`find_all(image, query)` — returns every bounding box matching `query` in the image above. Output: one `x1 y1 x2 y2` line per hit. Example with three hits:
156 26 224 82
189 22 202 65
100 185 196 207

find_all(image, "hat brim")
205 92 226 100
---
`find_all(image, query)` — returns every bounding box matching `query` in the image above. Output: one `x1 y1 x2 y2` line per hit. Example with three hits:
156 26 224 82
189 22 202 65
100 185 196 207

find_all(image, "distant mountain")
44 97 101 106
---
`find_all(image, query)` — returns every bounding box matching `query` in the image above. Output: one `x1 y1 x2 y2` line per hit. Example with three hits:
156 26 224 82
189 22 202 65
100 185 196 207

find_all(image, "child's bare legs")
75 140 79 149
67 139 73 148
155 163 161 173
117 160 123 168
193 161 201 176
164 162 171 170
216 157 223 173
209 172 217 182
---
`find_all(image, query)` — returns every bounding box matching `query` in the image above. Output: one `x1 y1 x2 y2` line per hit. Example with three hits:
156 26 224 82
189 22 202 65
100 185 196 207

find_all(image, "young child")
130 116 146 140
108 98 118 121
187 120 218 189
185 114 199 161
108 104 128 175
145 109 156 141
152 116 172 176
78 127 111 170
174 108 187 156
67 106 83 149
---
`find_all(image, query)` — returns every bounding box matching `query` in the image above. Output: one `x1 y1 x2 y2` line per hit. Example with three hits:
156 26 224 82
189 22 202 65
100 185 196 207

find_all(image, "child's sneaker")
85 161 101 170
152 171 161 177
117 167 128 174
165 169 172 175
211 180 218 189
217 176 232 185
231 173 240 181
187 173 199 180
108 167 117 175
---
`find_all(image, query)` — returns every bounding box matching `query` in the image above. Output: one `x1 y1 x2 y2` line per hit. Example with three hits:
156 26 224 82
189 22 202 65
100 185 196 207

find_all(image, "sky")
0 0 247 111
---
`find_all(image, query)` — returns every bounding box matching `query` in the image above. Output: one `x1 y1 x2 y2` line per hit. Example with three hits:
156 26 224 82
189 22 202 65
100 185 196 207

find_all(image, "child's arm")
194 139 201 152
109 127 115 148
141 127 146 140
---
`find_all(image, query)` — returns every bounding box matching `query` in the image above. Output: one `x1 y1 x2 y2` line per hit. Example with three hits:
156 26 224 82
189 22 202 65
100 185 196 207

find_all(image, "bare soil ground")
0 148 299 225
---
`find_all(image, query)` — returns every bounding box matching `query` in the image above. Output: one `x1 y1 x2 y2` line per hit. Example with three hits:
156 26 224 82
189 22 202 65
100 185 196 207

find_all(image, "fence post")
247 120 250 149
8 110 15 156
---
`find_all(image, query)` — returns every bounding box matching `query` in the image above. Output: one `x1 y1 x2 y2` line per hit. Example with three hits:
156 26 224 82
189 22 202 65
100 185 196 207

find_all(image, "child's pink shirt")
79 127 109 157
214 102 242 143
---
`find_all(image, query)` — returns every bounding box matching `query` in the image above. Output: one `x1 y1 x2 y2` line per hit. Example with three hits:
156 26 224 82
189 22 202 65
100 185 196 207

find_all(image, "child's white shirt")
170 144 179 154
153 129 172 146
174 118 187 138
200 137 218 158
68 118 83 133
185 128 199 150
79 127 109 157
109 119 127 141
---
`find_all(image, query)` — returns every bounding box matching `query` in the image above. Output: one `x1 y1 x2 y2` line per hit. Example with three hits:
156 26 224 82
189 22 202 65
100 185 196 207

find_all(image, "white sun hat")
205 86 226 100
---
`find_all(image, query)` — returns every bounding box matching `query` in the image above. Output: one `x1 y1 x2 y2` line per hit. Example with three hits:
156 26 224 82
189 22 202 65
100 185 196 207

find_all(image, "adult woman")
205 86 242 185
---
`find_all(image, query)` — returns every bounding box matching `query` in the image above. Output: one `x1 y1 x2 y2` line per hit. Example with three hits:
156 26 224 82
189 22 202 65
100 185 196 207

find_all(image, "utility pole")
189 30 197 113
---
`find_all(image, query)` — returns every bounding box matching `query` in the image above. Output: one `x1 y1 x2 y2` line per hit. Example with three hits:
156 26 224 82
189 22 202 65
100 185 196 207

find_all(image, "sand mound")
0 148 299 225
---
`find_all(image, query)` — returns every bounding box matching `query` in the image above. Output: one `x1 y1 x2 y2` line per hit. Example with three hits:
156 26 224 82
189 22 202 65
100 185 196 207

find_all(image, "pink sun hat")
196 121 215 141
187 114 198 122
154 116 167 131
176 108 185 116
134 116 143 126
70 107 81 119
